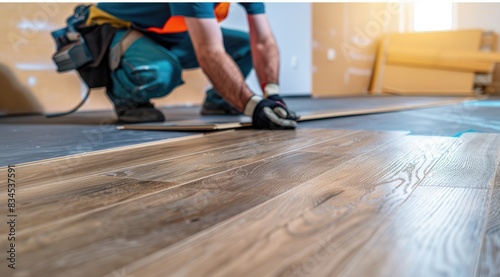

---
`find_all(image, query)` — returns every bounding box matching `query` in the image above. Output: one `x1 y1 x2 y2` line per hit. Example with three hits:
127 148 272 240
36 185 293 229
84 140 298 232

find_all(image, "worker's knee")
112 54 183 103
125 58 182 98
109 33 184 103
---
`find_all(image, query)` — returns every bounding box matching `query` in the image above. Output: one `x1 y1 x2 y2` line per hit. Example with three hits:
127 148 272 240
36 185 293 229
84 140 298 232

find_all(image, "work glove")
244 95 297 130
263 83 299 120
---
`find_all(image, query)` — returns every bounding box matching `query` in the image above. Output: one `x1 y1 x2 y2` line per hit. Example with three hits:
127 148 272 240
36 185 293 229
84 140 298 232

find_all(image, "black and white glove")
263 84 299 120
244 95 297 130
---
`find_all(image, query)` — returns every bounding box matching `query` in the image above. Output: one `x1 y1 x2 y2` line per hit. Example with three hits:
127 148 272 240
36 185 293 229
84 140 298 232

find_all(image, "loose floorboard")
118 96 475 131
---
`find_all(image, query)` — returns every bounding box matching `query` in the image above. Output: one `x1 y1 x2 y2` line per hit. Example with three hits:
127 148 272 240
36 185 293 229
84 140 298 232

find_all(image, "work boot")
114 101 165 123
201 89 242 115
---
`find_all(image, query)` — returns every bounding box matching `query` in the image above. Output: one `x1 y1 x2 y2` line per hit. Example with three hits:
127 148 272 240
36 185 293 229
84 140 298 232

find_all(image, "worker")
91 2 298 129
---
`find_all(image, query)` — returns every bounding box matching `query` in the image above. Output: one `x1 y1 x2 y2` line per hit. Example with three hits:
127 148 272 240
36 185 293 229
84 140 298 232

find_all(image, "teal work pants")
106 28 253 106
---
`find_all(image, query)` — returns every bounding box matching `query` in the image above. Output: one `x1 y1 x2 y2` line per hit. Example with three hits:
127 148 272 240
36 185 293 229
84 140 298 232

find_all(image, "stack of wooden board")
370 29 500 95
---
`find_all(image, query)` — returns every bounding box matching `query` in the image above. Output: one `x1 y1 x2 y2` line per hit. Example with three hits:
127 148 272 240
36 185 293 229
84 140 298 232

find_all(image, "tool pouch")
51 5 118 88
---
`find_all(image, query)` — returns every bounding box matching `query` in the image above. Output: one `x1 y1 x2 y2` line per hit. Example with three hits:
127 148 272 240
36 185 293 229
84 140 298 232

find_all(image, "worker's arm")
247 13 279 92
184 17 297 129
184 17 252 112
247 14 298 119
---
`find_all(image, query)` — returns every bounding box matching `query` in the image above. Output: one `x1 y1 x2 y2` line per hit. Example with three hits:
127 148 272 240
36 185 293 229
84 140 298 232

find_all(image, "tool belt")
52 5 143 87
49 5 142 117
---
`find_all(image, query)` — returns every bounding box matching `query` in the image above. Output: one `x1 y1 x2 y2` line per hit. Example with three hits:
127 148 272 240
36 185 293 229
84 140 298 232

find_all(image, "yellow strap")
85 5 131 28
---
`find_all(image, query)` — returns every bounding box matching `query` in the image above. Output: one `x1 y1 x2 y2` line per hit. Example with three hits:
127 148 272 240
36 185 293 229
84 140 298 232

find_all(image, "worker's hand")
263 84 299 120
244 95 297 130
266 95 299 120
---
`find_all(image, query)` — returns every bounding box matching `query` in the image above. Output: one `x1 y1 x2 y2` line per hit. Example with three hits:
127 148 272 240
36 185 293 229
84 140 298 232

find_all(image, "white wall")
455 3 500 51
221 3 312 96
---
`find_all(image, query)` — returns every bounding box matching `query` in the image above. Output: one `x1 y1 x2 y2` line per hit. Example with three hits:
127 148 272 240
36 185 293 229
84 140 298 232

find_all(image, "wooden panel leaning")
370 29 493 95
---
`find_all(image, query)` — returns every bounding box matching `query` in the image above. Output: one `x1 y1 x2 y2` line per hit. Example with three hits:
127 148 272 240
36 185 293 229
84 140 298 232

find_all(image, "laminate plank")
9 129 355 230
115 136 458 277
0 176 175 229
0 130 282 188
476 189 500 277
300 130 406 156
476 151 500 277
333 186 489 277
103 130 406 184
297 97 474 122
419 133 500 189
1 129 395 277
118 97 474 131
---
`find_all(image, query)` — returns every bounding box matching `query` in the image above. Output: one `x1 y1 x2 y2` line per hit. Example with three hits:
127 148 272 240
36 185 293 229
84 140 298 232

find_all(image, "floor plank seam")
1 131 234 169
14 129 362 235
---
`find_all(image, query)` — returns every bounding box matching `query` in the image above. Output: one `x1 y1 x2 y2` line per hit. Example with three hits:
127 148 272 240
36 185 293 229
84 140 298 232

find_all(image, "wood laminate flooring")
3 95 498 166
0 128 499 277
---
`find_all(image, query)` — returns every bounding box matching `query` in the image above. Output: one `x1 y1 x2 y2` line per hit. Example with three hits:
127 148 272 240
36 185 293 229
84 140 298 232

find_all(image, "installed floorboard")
118 135 458 277
9 129 353 231
1 130 278 188
476 189 500 277
418 133 500 189
476 154 500 277
1 129 401 277
103 130 405 184
300 130 406 156
0 176 176 230
336 186 490 277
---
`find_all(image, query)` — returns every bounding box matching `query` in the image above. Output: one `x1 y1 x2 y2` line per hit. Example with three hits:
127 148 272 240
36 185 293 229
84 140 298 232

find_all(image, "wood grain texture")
2 129 400 277
8 129 354 231
476 152 500 277
118 136 458 277
336 186 489 277
301 130 407 156
0 176 175 230
1 130 278 188
419 133 500 189
103 130 406 184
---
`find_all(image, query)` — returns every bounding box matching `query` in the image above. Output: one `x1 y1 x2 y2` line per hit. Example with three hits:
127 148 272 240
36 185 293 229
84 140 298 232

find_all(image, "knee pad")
126 58 183 99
